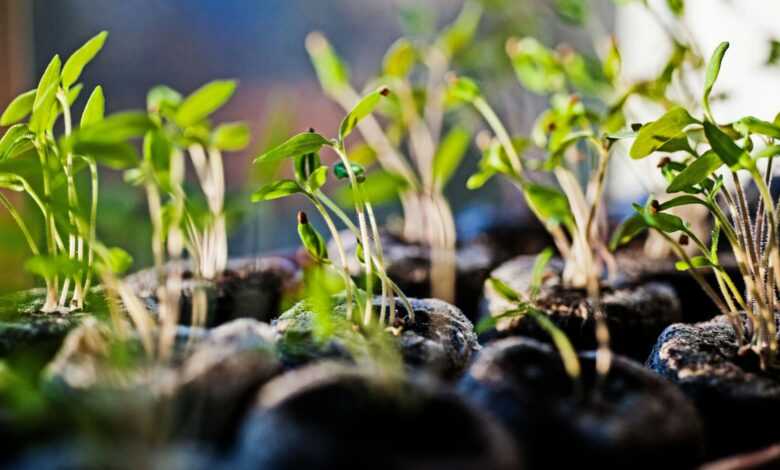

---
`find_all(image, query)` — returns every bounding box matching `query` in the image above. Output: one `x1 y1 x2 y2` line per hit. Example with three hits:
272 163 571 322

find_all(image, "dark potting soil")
172 318 282 449
332 221 553 323
459 337 705 469
648 315 780 458
274 296 479 379
125 256 301 328
481 255 682 360
230 362 520 470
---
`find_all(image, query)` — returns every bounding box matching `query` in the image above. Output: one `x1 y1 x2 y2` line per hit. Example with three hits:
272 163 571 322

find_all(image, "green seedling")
253 89 413 327
304 0 482 302
0 31 146 313
613 42 780 369
477 248 581 381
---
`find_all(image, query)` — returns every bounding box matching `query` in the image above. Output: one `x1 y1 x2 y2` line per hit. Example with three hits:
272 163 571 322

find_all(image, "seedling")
0 31 146 313
477 248 581 381
613 42 780 369
252 89 412 327
304 1 482 302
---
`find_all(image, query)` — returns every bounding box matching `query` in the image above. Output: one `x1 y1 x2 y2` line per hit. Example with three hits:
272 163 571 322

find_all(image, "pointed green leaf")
306 165 329 191
630 107 696 159
675 256 715 271
667 151 723 193
253 132 330 164
334 170 404 206
251 180 302 201
175 80 237 127
733 116 780 139
437 0 482 57
24 254 82 280
466 169 495 190
339 88 387 142
76 111 155 143
446 76 481 103
33 55 61 110
297 212 328 262
100 247 133 274
659 194 709 210
0 124 33 160
704 121 751 169
213 122 250 151
524 182 572 226
147 85 182 113
80 86 105 128
383 38 417 78
29 83 58 134
433 126 470 189
0 90 36 126
306 32 350 97
609 213 648 251
61 31 108 88
488 277 521 303
704 42 729 116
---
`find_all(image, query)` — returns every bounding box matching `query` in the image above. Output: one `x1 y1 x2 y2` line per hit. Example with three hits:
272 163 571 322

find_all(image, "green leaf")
703 121 751 169
733 116 780 139
70 140 138 169
80 86 105 128
526 309 581 379
767 39 780 66
642 207 687 233
630 107 696 159
506 38 565 94
383 38 417 78
488 277 521 303
306 32 350 97
667 151 723 193
665 0 684 16
174 80 237 128
704 42 729 117
33 55 61 111
65 84 83 106
253 132 330 164
339 88 388 142
147 85 182 113
306 165 329 191
659 194 709 210
530 247 554 297
212 122 250 151
437 0 482 57
335 170 405 206
524 182 572 226
609 213 648 250
0 90 36 126
433 126 470 189
0 124 33 160
603 38 621 84
24 254 82 280
554 0 587 25
251 180 302 201
675 256 716 272
446 76 481 103
61 31 108 88
100 247 133 275
29 83 58 134
466 169 495 190
76 111 156 143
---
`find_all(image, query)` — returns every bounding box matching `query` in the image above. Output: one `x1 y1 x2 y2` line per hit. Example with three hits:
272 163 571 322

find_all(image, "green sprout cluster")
0 32 136 313
252 88 412 327
614 42 780 369
304 1 483 302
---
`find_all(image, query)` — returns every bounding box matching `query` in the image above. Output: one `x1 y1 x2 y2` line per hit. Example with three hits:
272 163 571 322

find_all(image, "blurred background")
1 0 779 292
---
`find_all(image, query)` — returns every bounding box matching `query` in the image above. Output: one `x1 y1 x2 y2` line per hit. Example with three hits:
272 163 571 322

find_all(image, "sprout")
614 42 780 369
252 91 413 327
303 1 483 303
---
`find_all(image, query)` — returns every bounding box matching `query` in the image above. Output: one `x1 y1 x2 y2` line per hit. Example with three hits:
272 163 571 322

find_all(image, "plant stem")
0 193 40 255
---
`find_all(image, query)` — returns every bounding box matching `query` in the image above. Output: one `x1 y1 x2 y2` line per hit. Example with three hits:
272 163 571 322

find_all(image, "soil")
332 220 552 323
458 337 705 469
230 362 521 470
125 256 301 327
481 256 682 360
647 315 780 458
274 296 479 379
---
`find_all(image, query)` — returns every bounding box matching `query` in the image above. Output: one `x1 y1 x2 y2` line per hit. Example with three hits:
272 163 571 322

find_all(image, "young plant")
304 1 482 302
478 248 581 381
252 89 412 327
0 31 143 312
613 42 780 369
